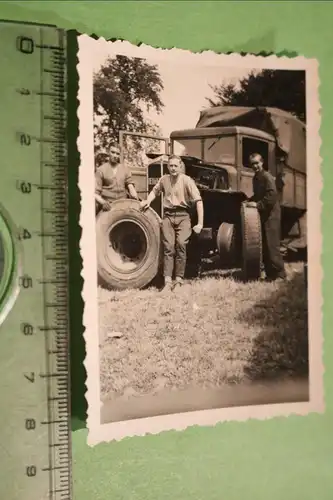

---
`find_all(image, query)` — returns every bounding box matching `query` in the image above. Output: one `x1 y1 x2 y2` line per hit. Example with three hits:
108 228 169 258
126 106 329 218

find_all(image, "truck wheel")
216 222 239 267
240 203 262 281
96 199 162 290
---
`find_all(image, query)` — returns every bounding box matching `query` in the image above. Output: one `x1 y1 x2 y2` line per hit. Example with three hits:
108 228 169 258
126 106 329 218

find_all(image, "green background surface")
1 1 332 499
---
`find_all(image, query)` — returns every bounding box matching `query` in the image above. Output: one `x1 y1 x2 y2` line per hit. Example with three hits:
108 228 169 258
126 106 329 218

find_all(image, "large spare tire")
240 203 262 281
96 199 162 290
216 222 240 267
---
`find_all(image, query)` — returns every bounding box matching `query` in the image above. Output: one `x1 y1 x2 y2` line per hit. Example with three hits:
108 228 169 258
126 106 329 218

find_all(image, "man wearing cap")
95 142 139 213
140 154 204 291
246 152 286 281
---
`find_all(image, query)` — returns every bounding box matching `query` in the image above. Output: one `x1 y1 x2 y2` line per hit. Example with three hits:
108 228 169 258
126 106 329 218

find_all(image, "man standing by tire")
95 142 139 213
246 152 286 281
140 155 204 291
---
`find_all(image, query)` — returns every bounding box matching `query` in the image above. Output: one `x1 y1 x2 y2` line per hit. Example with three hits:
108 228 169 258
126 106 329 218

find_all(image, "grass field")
98 262 308 403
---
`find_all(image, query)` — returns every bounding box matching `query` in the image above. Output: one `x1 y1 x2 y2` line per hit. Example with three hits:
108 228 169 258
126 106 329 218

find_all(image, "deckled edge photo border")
77 34 324 446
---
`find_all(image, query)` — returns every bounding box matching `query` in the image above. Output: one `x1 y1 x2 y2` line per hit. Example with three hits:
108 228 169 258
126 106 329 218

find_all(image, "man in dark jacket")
246 153 286 281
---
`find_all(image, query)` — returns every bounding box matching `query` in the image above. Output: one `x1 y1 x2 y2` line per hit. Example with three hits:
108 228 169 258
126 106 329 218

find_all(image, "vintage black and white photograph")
77 36 323 445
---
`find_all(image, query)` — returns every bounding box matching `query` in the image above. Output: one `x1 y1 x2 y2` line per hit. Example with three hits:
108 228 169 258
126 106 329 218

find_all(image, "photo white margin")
77 34 324 446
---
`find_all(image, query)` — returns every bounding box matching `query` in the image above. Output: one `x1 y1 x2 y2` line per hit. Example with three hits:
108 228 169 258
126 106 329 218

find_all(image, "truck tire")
216 222 238 267
96 199 162 290
240 203 262 281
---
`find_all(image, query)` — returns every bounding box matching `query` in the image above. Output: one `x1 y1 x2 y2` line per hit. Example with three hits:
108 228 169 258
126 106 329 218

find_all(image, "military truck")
95 106 307 290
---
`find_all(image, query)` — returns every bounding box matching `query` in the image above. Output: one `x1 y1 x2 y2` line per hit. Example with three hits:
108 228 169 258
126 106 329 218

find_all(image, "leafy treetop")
207 69 306 123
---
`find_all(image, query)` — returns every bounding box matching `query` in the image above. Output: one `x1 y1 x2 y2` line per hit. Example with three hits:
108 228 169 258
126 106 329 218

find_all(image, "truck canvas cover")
196 106 306 173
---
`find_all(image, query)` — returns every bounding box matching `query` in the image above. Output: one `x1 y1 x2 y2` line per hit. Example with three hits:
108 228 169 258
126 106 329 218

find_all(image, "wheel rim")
0 206 20 325
106 219 149 274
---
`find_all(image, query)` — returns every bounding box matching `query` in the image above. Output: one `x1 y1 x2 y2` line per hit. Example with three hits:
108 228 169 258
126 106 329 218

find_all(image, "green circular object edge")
0 205 21 326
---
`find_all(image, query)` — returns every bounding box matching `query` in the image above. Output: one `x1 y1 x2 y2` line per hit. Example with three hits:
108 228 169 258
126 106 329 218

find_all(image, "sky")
92 44 259 140
144 60 255 137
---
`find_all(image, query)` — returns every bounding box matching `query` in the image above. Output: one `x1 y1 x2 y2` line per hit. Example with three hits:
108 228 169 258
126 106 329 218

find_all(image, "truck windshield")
204 136 236 165
172 135 236 165
172 138 201 158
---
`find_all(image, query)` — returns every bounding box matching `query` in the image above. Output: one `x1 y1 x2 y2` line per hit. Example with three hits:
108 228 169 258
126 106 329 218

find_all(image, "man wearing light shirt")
140 155 204 291
95 142 139 213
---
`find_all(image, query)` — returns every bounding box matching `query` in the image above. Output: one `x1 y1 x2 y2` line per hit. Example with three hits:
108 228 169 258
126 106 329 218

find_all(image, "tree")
93 54 164 168
207 69 306 123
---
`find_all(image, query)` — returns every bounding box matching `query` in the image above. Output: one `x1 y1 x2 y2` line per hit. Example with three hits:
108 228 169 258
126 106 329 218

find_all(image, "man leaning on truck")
246 152 286 281
140 154 204 291
95 142 139 213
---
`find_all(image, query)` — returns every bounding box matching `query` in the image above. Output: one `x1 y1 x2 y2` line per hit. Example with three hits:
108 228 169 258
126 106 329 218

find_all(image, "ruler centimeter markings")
0 22 72 500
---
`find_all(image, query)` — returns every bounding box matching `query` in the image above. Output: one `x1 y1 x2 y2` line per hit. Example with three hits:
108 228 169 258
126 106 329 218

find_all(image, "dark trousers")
261 214 286 279
161 211 192 279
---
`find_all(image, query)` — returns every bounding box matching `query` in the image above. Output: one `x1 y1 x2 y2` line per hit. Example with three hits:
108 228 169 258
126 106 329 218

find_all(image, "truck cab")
145 126 276 220
146 122 306 219
170 125 277 198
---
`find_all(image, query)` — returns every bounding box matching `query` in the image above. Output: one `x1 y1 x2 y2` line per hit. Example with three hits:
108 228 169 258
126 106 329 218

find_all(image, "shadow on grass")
238 271 309 383
202 268 244 282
